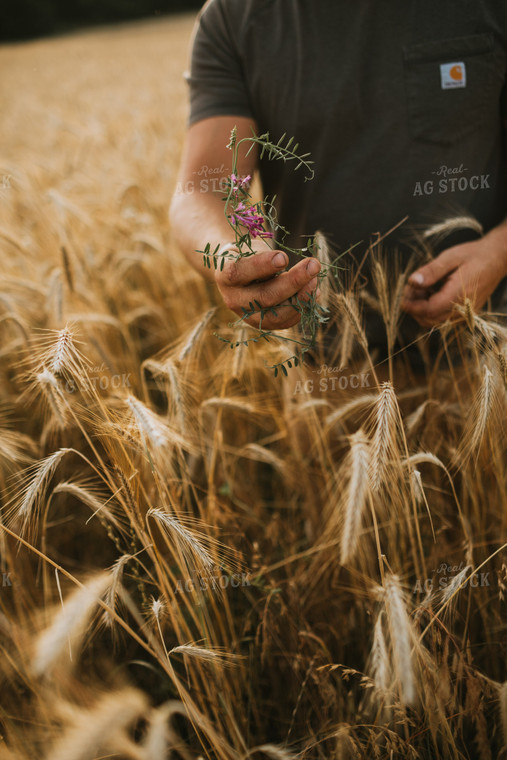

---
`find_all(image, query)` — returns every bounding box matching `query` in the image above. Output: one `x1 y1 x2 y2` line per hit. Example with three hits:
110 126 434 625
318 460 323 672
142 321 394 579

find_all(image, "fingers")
241 300 307 330
402 276 461 326
216 249 320 289
402 284 431 302
215 252 321 329
217 249 290 288
408 247 461 289
230 271 321 329
404 247 466 326
236 262 320 311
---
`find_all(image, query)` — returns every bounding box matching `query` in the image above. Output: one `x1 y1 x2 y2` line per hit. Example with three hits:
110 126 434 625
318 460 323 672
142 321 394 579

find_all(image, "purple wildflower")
229 201 273 239
230 173 252 195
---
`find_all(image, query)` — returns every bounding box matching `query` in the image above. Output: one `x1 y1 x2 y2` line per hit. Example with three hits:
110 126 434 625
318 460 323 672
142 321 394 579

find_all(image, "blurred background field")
1 13 193 269
0 13 506 760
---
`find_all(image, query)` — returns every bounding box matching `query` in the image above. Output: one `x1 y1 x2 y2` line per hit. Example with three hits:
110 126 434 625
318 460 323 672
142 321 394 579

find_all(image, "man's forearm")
170 189 273 284
169 191 236 283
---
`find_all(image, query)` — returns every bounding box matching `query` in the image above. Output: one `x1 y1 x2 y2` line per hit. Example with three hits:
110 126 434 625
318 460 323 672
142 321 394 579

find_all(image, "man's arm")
169 115 321 330
401 220 507 326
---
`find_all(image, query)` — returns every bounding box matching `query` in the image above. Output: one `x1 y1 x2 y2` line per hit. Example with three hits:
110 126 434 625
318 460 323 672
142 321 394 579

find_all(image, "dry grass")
0 15 506 760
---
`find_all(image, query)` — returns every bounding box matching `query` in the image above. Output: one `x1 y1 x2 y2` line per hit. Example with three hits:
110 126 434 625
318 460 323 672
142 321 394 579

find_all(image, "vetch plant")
199 127 345 376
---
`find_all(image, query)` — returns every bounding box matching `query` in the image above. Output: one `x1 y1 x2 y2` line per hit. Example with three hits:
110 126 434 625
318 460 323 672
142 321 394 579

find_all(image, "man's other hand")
401 234 507 327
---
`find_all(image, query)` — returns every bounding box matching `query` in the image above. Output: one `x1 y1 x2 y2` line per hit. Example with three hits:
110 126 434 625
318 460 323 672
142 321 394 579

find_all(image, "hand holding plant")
199 127 343 375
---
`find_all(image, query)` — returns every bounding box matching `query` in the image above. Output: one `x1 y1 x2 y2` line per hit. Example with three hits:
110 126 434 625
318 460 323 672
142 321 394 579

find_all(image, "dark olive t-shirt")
187 0 507 310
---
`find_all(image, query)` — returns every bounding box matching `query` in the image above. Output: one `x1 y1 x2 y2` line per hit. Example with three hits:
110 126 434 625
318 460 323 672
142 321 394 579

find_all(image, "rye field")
0 14 506 760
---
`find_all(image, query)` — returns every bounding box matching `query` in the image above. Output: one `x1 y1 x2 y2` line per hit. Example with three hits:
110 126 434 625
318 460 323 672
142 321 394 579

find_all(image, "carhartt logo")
440 62 466 89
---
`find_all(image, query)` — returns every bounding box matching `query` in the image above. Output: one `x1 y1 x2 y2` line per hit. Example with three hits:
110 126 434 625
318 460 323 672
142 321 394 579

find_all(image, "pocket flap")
403 34 500 146
403 33 494 64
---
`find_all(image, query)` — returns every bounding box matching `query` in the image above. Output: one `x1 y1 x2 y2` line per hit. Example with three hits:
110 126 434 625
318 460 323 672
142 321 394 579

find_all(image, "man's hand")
215 249 321 329
171 115 321 329
401 231 507 327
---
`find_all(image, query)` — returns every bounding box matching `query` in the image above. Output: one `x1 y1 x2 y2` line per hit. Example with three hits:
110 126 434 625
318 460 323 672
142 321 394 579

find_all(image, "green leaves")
245 130 315 182
271 355 299 378
198 242 222 270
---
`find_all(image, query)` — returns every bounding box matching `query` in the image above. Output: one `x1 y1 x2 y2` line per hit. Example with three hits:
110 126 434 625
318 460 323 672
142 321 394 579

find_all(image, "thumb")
408 248 461 288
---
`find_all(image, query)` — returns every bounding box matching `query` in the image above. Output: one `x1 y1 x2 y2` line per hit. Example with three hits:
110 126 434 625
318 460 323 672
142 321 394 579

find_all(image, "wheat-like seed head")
340 430 370 564
42 688 148 760
142 699 195 760
32 324 90 381
369 382 402 492
147 507 242 584
454 364 503 467
244 745 300 760
438 564 472 606
177 307 216 362
150 595 166 621
124 394 197 457
7 448 72 537
337 292 369 353
169 643 243 669
422 216 483 243
35 367 69 428
32 572 111 677
102 555 132 627
371 610 391 695
383 573 416 706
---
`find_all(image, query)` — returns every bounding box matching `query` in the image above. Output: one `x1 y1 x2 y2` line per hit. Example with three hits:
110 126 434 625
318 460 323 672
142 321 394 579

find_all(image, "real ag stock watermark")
174 164 230 196
175 571 251 594
413 163 490 197
64 363 132 394
292 364 372 395
412 561 490 594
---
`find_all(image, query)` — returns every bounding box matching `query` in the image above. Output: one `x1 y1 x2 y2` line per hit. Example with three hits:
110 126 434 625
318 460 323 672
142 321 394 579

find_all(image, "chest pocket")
403 33 502 146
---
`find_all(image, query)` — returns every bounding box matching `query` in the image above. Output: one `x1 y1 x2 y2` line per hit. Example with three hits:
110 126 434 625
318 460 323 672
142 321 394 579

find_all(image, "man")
170 0 507 343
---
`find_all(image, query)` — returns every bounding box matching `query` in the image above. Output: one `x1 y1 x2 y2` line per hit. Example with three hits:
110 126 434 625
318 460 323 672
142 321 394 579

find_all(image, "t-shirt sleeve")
186 0 254 126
